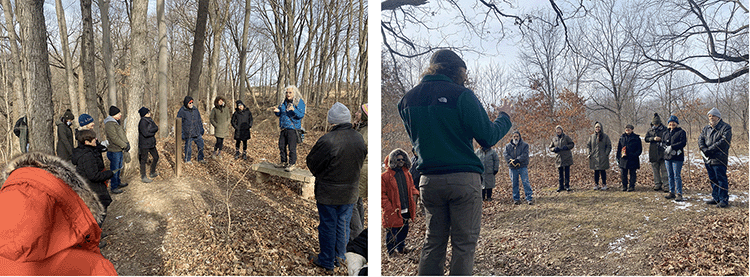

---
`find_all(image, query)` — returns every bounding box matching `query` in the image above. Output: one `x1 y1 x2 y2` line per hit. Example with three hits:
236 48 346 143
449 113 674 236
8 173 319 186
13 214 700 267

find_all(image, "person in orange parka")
381 148 419 256
0 152 117 275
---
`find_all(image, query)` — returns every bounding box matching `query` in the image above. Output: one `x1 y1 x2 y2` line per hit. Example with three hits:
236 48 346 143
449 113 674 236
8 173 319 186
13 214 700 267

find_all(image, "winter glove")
123 151 131 163
124 142 131 152
553 147 561 153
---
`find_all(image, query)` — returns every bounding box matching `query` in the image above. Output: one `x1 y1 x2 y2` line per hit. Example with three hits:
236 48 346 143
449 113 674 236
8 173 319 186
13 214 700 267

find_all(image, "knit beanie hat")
138 107 150 117
652 113 662 125
236 100 245 108
430 49 467 69
667 115 679 125
327 102 351 125
707 107 721 118
109 106 121 116
63 109 75 121
78 114 93 127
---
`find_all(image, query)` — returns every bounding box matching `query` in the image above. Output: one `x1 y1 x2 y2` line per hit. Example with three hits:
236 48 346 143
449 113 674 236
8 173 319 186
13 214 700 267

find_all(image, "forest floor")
381 153 749 276
99 106 366 276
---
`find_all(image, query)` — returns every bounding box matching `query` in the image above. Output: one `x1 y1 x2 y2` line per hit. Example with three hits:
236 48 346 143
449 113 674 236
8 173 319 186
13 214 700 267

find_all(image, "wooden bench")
250 162 315 200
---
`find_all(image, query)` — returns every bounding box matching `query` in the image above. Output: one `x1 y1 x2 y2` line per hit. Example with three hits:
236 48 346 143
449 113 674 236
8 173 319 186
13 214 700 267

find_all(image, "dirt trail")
100 129 361 275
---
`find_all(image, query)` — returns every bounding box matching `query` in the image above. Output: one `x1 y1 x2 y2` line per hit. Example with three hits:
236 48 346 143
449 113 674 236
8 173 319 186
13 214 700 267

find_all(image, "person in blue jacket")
177 96 205 164
273 85 305 171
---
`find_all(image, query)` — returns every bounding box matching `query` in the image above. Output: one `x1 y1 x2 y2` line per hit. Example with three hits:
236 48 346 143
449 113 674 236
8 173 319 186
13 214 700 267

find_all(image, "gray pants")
418 172 481 276
349 197 365 242
651 161 668 188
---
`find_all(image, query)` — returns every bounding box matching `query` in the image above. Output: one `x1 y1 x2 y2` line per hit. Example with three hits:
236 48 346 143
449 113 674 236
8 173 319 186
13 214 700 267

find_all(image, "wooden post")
175 117 182 177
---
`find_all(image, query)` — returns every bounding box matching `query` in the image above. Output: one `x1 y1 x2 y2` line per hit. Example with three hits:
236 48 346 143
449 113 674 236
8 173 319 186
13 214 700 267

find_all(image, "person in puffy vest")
0 152 117 275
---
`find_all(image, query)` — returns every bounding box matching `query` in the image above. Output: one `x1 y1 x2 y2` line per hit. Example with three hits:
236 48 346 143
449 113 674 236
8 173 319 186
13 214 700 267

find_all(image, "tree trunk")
237 0 251 105
187 0 210 99
54 0 78 119
18 0 54 153
157 0 169 138
98 0 117 107
81 0 99 135
125 0 148 172
1 0 25 156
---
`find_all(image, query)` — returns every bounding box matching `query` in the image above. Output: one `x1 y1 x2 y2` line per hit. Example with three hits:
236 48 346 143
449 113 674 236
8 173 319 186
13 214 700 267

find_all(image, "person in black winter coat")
56 109 76 161
176 96 205 163
71 129 114 223
663 115 687 201
231 100 253 160
138 107 159 183
699 107 733 208
616 124 642 191
306 102 367 271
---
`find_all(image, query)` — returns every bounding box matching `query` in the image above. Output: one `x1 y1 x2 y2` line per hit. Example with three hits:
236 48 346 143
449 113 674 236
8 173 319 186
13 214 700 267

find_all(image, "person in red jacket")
0 152 117 275
381 148 419 256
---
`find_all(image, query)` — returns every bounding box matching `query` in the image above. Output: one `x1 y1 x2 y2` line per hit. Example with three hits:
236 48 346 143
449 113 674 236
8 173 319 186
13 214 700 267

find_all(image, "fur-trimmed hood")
385 148 411 170
1 152 105 224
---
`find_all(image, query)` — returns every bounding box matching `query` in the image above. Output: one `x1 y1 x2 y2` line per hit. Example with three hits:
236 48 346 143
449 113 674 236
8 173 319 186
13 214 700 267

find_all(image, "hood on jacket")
1 152 104 224
282 85 304 107
512 130 523 142
214 96 226 108
102 115 118 125
594 122 603 132
385 148 411 170
183 96 194 109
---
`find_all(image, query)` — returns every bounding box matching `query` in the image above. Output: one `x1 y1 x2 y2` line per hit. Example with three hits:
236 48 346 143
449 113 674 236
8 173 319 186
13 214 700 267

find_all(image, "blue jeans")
386 219 409 255
665 160 684 194
510 167 533 201
705 164 729 203
184 136 204 162
106 151 123 190
317 203 353 269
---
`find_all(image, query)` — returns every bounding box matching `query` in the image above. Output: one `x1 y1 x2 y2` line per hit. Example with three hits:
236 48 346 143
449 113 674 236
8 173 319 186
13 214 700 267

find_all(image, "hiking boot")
622 186 627 191
665 193 675 199
309 254 333 273
593 185 600 190
150 172 159 178
141 176 153 183
627 187 634 192
242 152 247 160
601 185 608 191
185 160 193 165
198 159 207 164
285 164 296 172
234 151 241 159
119 183 129 188
565 186 571 191
514 200 521 205
706 199 718 205
718 201 728 208
654 185 662 191
675 194 684 202
275 162 288 168
527 199 534 205
557 188 563 192
111 188 124 194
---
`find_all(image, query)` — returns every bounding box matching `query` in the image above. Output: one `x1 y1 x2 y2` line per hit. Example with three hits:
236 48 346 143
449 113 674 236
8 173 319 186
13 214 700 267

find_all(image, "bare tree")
641 0 748 83
53 0 78 119
18 0 54 153
157 0 169 137
81 0 99 134
125 0 148 172
236 0 251 105
187 0 210 99
0 0 25 156
99 0 118 107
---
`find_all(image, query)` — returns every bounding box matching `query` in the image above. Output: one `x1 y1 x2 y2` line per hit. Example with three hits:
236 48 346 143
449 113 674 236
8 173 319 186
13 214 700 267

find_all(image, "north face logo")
438 97 447 103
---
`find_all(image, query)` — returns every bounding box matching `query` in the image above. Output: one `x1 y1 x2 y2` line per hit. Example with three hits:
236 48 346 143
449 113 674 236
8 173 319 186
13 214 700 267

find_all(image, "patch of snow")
644 215 649 221
607 231 639 255
116 215 123 220
673 201 693 210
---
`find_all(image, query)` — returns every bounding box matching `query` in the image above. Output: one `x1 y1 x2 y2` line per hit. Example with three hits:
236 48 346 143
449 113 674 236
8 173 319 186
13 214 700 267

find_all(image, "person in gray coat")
475 145 500 201
644 113 669 192
587 122 612 190
550 125 575 191
503 131 533 204
209 96 231 157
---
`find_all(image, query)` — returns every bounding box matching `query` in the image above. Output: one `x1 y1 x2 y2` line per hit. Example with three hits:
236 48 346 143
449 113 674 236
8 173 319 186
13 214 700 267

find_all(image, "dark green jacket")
398 74 512 175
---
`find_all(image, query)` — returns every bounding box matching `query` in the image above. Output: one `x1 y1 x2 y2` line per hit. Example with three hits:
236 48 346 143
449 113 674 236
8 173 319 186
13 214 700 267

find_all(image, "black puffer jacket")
231 108 253 140
699 119 732 166
71 143 114 208
663 127 687 161
306 123 367 205
616 132 642 169
138 117 159 149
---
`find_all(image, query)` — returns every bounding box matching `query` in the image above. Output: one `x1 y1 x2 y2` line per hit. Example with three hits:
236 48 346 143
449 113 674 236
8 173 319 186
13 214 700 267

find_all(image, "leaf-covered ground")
100 107 366 276
382 153 748 276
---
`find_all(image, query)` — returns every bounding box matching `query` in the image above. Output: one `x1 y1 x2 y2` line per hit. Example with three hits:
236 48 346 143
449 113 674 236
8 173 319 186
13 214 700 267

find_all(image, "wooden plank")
250 161 315 183
175 117 182 177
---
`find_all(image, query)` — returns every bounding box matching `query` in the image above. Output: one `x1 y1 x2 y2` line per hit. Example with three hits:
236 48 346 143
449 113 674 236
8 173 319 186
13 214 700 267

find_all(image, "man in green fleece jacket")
398 49 512 275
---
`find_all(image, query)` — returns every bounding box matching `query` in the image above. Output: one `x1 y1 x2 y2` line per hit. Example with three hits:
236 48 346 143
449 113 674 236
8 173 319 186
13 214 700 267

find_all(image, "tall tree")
18 0 54 153
157 0 169 137
99 0 117 107
0 0 25 156
517 11 567 114
54 0 78 119
80 0 99 134
187 0 210 99
236 0 251 105
125 0 148 171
